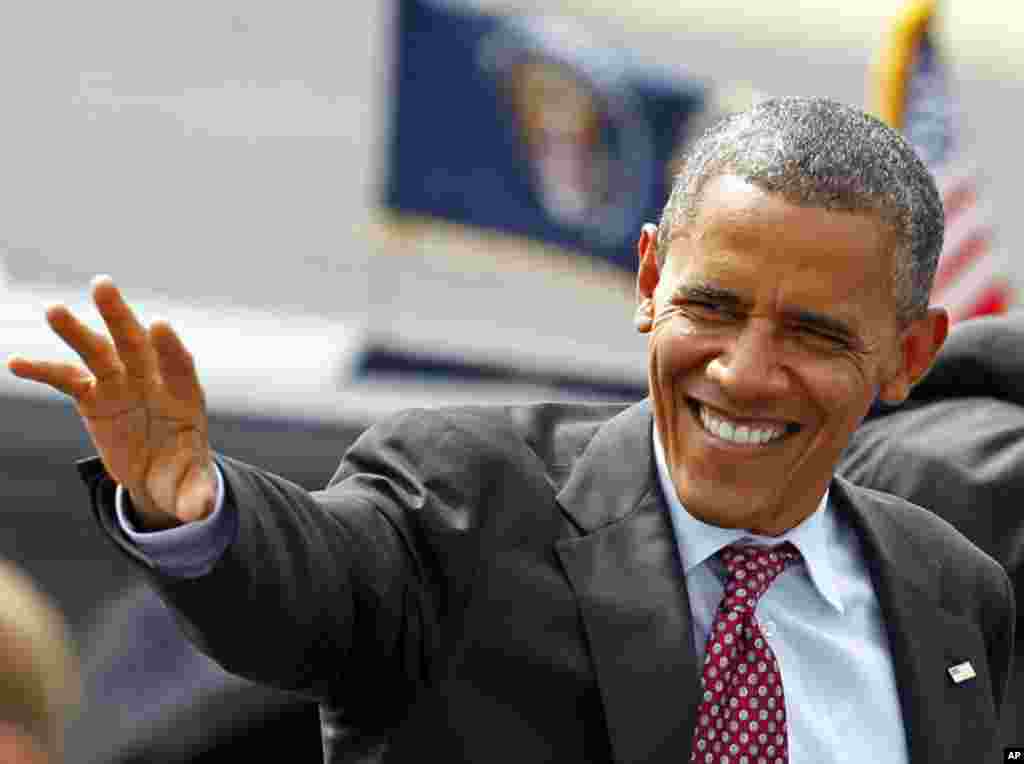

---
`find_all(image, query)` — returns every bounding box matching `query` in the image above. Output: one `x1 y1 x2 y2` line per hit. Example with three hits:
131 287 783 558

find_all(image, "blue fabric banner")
382 0 707 272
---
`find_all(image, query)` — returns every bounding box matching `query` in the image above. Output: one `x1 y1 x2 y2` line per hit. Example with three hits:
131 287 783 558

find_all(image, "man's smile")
687 398 801 448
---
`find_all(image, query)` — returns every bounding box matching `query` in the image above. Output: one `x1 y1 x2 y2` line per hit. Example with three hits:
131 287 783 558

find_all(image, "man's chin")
675 481 779 531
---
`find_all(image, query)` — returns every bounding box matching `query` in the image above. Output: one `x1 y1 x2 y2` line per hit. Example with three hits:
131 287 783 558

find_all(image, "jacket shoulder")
835 476 1011 600
334 401 631 486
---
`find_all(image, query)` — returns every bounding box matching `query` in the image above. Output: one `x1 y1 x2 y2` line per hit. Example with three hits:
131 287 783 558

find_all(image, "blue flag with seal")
382 0 707 273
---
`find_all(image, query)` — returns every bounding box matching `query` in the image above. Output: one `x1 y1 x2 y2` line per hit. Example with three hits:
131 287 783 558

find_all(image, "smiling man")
636 100 951 541
638 172 941 534
10 96 1014 763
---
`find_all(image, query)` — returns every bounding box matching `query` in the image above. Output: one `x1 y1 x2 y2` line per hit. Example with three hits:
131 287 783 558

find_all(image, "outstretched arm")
12 278 443 707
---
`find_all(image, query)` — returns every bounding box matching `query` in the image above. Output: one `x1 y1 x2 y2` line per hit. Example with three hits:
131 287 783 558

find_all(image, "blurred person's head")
635 95 948 536
0 560 79 762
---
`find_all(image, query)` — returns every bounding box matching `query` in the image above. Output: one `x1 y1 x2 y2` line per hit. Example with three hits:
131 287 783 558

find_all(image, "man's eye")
687 301 735 319
797 325 847 347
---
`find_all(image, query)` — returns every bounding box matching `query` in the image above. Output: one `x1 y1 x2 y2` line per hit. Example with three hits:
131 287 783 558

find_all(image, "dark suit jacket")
81 397 1014 763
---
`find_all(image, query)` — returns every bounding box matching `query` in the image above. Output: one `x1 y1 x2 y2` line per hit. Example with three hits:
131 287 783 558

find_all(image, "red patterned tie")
690 543 802 764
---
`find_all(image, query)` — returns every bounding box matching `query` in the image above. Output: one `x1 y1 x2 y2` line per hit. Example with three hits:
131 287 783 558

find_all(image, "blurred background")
0 0 1019 760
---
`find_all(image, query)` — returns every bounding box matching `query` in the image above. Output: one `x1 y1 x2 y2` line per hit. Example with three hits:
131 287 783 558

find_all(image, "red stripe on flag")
952 282 1013 322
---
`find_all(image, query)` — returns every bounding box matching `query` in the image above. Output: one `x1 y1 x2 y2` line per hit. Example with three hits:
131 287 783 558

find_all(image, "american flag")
870 0 1014 322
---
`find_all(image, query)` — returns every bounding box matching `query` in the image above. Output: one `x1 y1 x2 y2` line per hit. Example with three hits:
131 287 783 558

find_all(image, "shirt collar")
652 425 845 614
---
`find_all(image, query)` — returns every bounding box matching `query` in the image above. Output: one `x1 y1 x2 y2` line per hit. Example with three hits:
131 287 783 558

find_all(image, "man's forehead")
665 251 887 301
663 174 894 244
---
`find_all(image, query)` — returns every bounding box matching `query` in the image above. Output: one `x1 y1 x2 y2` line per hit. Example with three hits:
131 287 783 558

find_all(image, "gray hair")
657 96 944 324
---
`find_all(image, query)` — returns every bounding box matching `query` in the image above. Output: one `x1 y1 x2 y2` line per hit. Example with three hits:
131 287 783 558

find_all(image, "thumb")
176 460 219 523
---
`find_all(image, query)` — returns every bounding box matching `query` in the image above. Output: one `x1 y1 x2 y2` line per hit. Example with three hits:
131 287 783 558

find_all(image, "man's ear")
635 223 661 333
877 306 950 404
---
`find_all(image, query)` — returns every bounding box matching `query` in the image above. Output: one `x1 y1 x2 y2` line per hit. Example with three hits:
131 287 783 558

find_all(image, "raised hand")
7 276 216 529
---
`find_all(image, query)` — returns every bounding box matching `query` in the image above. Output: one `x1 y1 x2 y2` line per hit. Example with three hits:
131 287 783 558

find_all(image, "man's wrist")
113 464 234 579
124 488 183 531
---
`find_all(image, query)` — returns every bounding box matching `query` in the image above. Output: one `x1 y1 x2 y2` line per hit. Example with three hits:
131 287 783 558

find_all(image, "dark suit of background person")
66 584 323 764
838 313 1024 749
80 393 1014 763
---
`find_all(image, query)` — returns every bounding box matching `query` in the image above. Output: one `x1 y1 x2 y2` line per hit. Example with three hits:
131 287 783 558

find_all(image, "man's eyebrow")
782 308 857 340
671 283 749 308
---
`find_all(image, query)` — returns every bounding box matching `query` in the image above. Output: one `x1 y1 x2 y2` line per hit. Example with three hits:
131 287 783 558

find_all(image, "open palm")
7 276 216 529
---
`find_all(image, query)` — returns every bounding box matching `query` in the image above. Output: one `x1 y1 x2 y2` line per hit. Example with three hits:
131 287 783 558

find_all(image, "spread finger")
90 276 159 380
44 304 123 381
6 358 94 400
149 320 202 404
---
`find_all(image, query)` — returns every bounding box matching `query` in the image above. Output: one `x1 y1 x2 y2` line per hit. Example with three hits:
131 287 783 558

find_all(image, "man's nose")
705 321 791 401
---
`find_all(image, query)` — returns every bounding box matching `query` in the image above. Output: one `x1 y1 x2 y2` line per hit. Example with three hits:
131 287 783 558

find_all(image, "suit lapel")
832 478 1000 762
555 400 700 764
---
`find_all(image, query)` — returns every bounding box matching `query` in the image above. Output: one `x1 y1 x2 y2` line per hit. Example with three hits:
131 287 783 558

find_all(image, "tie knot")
719 542 802 611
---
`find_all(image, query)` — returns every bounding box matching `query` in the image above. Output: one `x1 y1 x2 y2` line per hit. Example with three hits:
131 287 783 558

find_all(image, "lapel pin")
948 661 976 684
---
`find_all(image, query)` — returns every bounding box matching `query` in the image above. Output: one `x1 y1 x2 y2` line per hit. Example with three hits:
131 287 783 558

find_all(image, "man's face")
635 174 946 534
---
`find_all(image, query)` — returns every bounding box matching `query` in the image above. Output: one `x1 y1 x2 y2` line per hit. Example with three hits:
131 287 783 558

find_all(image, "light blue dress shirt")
117 431 911 763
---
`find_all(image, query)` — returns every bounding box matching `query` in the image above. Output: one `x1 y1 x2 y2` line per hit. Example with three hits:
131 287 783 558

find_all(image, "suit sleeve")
78 409 456 716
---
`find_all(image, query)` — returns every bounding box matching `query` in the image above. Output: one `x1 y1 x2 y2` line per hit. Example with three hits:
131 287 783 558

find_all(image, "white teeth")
699 405 786 446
